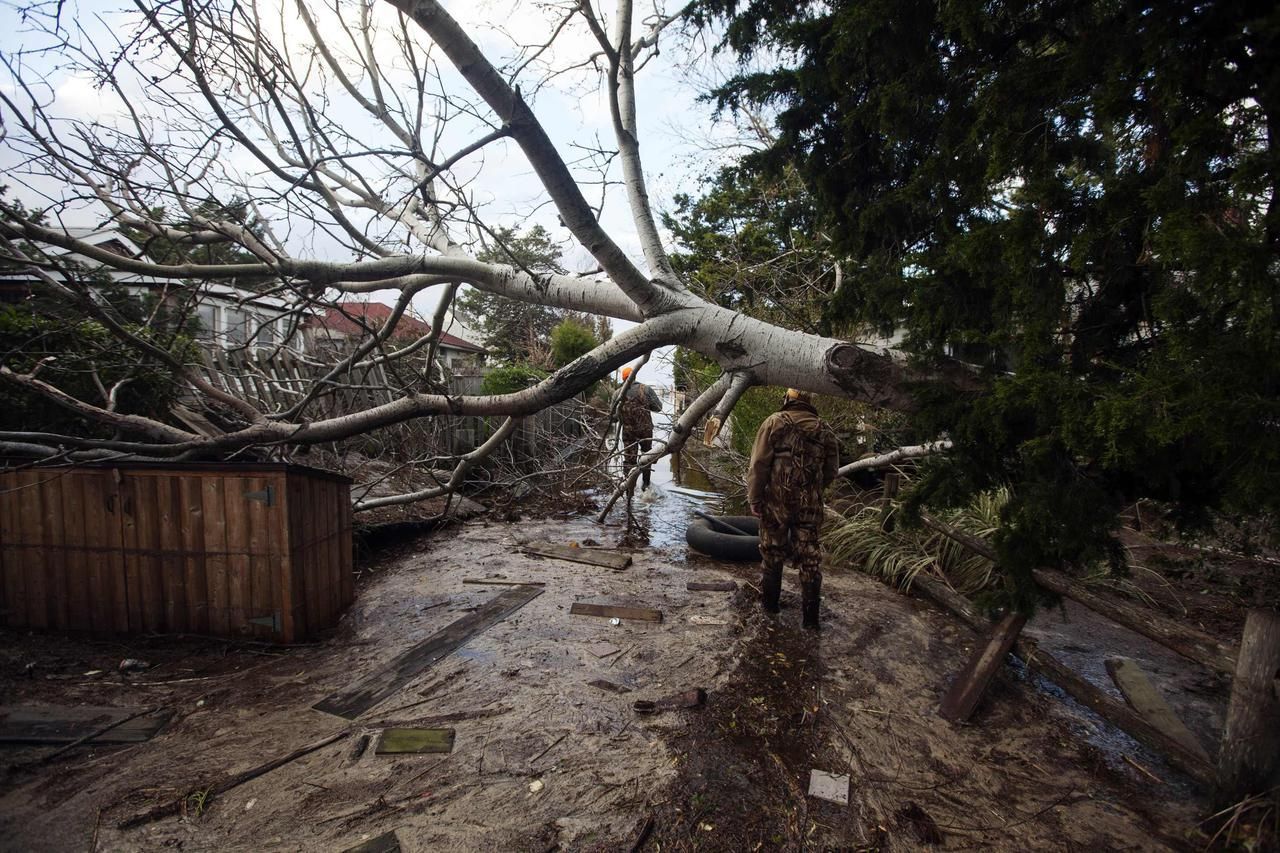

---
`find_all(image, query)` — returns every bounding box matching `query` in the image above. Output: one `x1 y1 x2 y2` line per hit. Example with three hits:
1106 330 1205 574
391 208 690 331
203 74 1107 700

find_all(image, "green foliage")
665 166 835 334
122 197 273 291
0 303 196 438
480 363 548 396
827 487 1009 605
455 226 570 366
549 318 598 367
688 0 1280 591
729 386 783 456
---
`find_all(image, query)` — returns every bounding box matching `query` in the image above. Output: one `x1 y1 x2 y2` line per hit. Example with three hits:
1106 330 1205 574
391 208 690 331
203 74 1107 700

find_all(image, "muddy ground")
0 495 1220 852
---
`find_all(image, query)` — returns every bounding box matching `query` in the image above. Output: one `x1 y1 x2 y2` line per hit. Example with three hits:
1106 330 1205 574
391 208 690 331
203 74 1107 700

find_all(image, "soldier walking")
746 389 840 630
619 366 663 491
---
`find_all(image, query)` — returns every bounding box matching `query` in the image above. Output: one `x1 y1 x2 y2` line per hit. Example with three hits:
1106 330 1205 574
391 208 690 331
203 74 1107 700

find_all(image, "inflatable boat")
685 514 760 561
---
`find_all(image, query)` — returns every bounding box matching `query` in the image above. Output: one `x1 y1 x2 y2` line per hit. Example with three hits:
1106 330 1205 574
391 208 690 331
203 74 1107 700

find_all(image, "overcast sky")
0 0 754 391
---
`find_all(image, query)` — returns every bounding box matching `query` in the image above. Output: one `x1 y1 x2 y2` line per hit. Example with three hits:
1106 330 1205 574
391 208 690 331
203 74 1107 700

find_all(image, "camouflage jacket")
620 382 662 439
746 401 841 520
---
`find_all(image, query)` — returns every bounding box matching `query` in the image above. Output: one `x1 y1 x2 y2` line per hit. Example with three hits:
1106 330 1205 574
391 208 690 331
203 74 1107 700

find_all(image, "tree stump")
1216 608 1280 808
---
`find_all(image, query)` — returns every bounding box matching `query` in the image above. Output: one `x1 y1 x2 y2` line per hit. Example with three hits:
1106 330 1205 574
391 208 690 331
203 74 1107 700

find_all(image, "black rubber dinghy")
686 514 760 561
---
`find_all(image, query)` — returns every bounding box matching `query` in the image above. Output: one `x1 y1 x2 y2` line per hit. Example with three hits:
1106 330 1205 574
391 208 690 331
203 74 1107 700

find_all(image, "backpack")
770 412 831 506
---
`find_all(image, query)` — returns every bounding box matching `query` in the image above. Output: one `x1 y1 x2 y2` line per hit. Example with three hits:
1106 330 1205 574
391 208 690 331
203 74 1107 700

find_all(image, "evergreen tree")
455 225 569 366
692 0 1280 605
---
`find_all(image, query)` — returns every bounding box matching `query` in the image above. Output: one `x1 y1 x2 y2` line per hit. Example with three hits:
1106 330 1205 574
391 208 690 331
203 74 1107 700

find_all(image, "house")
0 227 308 353
307 301 486 374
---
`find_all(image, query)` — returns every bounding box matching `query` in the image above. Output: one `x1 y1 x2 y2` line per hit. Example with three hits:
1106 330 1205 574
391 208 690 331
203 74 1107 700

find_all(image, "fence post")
1216 608 1280 808
880 473 901 533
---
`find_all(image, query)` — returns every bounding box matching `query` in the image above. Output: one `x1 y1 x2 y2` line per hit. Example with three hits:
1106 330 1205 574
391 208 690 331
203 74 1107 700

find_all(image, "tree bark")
1216 609 1280 807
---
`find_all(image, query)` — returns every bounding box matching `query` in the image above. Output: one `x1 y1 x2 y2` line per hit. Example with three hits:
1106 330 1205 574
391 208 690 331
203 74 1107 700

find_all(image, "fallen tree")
0 0 974 512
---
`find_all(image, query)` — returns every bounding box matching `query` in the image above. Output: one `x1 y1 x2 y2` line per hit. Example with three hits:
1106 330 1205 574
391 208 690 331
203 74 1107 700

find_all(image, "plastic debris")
118 659 150 673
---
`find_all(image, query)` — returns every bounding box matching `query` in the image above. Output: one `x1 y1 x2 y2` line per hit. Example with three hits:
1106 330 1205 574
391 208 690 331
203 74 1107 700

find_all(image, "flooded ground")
0 464 1214 851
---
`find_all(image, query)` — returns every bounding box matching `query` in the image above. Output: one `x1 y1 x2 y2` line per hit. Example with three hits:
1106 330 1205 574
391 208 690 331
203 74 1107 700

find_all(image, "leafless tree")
0 0 967 513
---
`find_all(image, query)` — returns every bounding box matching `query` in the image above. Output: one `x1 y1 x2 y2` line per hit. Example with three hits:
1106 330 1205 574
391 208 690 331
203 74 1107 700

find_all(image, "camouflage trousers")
623 436 652 489
758 517 823 585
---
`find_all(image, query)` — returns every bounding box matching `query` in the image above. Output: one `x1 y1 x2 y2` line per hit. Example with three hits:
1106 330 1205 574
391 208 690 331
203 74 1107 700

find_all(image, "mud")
0 473 1211 851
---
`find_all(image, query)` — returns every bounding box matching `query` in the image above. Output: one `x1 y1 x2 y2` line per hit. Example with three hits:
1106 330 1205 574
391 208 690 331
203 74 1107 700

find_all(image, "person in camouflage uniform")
619 366 663 490
746 389 841 629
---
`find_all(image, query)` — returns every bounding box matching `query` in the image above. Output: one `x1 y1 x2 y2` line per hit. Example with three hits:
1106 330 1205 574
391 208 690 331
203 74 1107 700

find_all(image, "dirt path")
1 511 1205 851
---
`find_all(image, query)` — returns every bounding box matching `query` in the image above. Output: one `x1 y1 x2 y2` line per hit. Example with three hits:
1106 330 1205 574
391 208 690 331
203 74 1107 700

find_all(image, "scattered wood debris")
570 603 662 623
1106 657 1210 762
939 611 1027 722
588 679 633 694
523 541 632 570
686 581 737 592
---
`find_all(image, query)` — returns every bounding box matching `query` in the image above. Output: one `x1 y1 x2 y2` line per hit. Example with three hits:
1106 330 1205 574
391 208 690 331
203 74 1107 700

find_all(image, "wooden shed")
0 461 353 643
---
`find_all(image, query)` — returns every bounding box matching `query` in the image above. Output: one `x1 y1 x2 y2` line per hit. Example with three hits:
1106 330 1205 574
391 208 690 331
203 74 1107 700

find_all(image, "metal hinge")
244 485 275 506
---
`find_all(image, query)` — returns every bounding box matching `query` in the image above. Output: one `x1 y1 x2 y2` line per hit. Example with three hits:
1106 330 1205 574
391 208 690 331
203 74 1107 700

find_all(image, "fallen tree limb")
116 729 350 829
916 511 1239 676
907 574 1217 786
839 440 953 476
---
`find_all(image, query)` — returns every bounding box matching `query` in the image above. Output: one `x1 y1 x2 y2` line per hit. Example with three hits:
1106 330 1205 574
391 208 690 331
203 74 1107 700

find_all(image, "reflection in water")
617 447 749 551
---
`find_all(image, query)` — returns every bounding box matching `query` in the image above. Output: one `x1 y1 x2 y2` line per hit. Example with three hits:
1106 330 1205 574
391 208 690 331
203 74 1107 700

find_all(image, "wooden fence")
191 351 591 460
0 462 352 643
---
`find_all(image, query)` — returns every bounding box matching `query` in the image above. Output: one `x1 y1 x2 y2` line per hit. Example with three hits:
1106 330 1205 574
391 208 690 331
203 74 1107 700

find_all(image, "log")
908 575 1217 786
939 612 1027 722
881 473 901 533
1216 609 1280 807
569 602 663 623
1032 568 1237 676
916 510 1239 676
1105 658 1210 763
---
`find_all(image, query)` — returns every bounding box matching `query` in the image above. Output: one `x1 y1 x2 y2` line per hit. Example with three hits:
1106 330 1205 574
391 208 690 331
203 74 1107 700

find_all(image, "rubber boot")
760 565 782 614
801 578 821 630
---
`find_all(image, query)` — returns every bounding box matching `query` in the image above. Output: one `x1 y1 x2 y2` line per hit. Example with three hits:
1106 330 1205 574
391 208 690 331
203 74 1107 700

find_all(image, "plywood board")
522 542 632 571
375 728 455 754
569 602 663 623
0 705 171 744
808 770 850 805
687 581 737 592
314 584 543 720
1106 657 1211 763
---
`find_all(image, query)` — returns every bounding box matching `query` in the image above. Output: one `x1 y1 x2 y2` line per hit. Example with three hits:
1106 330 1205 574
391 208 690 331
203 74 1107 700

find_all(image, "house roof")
315 302 485 353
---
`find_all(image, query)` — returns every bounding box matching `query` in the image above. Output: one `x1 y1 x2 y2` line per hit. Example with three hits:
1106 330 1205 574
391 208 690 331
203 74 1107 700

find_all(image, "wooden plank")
154 474 187 633
278 473 298 643
286 472 308 640
569 602 663 623
303 475 321 634
523 541 632 570
41 473 68 630
77 471 116 630
203 476 230 636
223 476 251 634
244 476 274 640
0 705 171 744
940 611 1028 722
314 584 543 720
686 581 737 592
19 472 48 630
59 473 91 631
1105 658 1210 763
0 471 25 627
180 475 210 634
337 477 354 610
374 728 456 754
462 579 546 587
128 473 164 633
1217 609 1280 806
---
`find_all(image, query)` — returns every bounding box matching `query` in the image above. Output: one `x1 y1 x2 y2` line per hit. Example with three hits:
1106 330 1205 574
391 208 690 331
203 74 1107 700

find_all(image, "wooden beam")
1105 657 1210 763
915 510 1239 676
313 585 542 719
939 611 1027 722
1033 568 1237 676
569 602 663 623
908 575 1217 786
1216 609 1280 807
522 541 632 571
686 581 737 592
